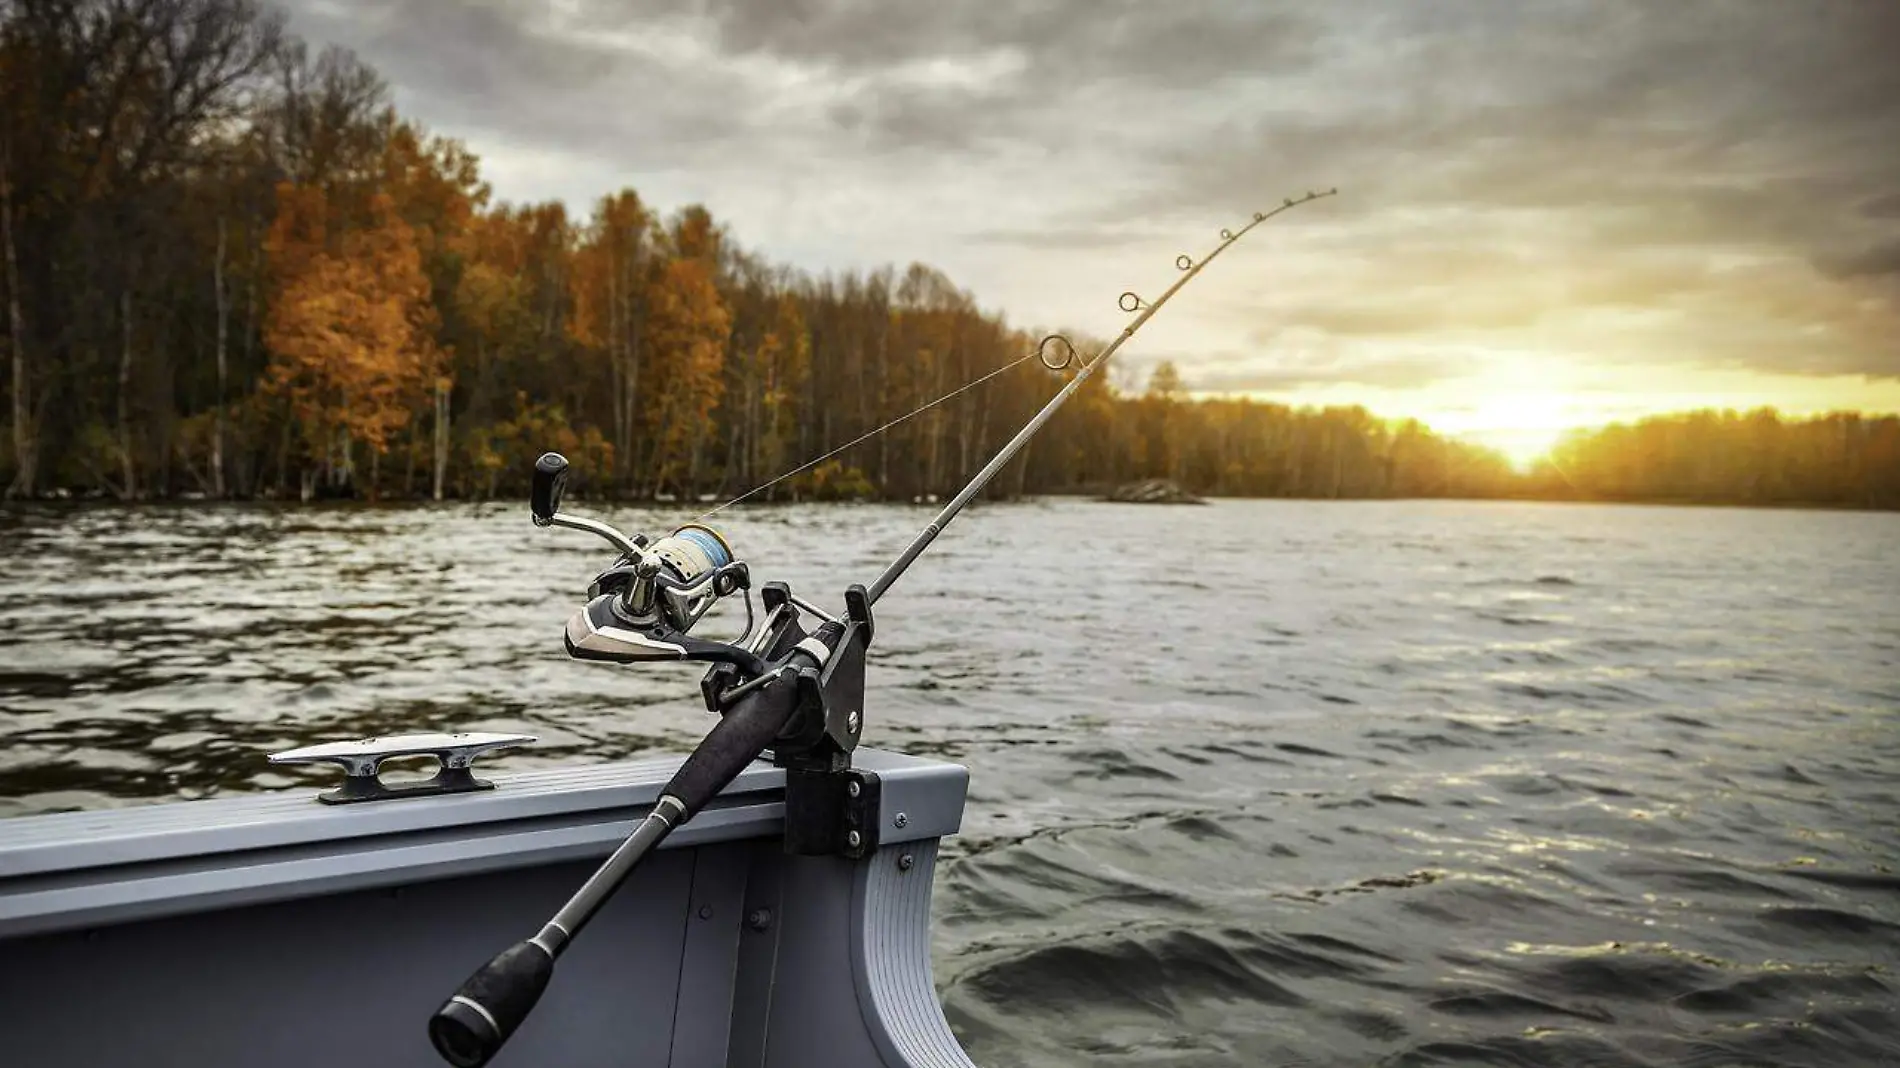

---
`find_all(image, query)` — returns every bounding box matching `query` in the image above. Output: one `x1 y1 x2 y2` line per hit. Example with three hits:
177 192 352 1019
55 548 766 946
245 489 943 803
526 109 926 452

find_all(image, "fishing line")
701 187 1337 528
697 334 1080 519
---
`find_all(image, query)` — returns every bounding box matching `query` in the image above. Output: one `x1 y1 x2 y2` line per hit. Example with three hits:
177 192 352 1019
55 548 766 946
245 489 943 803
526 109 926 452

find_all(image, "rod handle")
428 940 554 1067
664 656 812 819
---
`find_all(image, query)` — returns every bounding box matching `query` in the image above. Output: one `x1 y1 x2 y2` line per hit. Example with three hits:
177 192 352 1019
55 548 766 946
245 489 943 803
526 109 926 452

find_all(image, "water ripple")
3 498 1898 1065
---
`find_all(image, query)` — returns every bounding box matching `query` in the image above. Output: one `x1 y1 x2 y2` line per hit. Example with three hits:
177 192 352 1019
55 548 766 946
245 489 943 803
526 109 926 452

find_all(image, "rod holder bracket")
783 767 882 858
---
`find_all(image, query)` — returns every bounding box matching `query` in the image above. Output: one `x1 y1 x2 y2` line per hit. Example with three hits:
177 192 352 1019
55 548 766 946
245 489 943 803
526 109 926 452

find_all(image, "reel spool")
632 523 739 630
598 522 746 636
650 524 735 584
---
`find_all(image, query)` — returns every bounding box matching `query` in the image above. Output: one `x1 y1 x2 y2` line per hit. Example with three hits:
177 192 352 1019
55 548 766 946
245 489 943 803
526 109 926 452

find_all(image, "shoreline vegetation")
10 472 1900 516
3 3 1896 513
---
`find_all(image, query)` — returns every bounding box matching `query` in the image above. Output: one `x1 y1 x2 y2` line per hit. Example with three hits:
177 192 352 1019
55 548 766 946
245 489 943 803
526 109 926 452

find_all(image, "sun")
1485 425 1568 471
1430 392 1583 471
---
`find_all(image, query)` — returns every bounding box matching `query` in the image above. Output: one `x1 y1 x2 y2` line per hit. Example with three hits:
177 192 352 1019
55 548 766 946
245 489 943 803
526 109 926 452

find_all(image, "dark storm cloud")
279 0 1900 385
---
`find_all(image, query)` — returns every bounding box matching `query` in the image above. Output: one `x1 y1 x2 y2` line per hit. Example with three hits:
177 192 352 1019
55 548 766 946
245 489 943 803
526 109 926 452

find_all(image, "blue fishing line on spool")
673 526 733 570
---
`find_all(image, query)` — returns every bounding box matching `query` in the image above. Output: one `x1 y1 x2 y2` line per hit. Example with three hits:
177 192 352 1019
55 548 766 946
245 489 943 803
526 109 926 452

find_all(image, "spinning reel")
532 452 755 666
528 451 871 769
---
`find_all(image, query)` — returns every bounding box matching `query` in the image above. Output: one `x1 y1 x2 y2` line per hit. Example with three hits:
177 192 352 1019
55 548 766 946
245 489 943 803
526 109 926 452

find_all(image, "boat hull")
0 748 976 1068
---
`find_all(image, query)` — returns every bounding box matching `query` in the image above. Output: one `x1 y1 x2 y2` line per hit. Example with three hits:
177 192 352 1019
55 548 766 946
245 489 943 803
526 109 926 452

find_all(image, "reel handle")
528 452 642 555
530 452 569 526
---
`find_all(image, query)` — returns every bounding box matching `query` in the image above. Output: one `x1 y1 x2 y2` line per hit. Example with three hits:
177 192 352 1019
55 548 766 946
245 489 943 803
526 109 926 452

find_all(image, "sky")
286 0 1900 465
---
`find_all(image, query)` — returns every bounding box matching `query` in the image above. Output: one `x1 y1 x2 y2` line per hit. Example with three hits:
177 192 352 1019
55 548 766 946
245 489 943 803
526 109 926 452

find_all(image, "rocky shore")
1103 479 1207 504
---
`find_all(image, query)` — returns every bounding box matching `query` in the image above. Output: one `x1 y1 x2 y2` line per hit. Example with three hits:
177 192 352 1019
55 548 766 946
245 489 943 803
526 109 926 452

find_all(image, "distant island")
1 7 1894 512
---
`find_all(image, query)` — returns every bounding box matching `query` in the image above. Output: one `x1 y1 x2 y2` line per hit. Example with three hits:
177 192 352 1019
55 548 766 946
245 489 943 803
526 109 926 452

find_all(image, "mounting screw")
698 905 714 920
847 830 862 849
847 780 861 799
898 853 915 872
746 908 773 931
846 710 861 735
893 812 909 829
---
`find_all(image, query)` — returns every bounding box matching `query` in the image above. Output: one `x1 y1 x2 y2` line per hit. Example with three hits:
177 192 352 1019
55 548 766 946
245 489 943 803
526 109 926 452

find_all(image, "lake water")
2 498 1896 1066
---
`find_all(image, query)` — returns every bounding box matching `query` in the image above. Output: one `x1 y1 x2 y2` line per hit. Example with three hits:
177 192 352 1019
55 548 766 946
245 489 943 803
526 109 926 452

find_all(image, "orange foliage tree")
752 293 811 493
263 185 444 492
641 256 730 497
569 190 651 489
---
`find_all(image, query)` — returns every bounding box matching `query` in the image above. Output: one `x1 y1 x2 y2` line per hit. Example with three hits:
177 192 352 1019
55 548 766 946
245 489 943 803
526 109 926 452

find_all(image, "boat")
0 736 977 1067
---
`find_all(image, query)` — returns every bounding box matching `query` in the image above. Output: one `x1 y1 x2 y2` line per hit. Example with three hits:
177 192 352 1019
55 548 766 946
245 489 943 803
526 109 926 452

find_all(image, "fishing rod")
426 187 1336 1067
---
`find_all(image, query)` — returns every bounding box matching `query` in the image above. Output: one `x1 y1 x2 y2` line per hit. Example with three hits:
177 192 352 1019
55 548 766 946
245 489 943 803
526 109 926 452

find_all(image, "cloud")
278 0 1900 389
671 0 1318 89
1818 240 1900 280
1188 354 1483 394
967 227 1159 251
1132 331 1492 394
1863 193 1900 220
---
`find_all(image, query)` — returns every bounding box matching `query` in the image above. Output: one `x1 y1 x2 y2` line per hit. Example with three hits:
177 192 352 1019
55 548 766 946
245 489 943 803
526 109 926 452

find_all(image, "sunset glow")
1432 395 1578 471
1218 363 1900 472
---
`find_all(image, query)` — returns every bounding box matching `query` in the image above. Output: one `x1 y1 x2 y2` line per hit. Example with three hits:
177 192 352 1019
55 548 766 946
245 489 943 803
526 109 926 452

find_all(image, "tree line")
2 1 1893 511
1529 410 1900 510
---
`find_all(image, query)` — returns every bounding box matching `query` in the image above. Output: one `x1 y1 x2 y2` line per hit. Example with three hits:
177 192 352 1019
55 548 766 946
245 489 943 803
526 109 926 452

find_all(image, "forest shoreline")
3 485 1894 514
4 4 1895 512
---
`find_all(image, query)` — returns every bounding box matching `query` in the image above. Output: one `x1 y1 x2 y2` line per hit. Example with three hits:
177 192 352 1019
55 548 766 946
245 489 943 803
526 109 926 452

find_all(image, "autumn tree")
263 187 443 497
641 256 730 498
747 292 811 495
570 190 651 491
451 209 532 427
